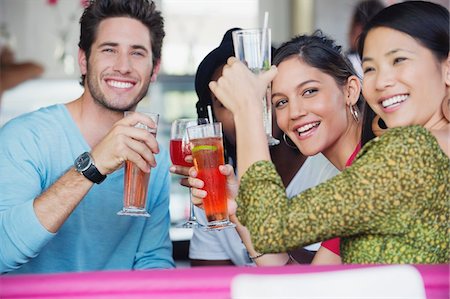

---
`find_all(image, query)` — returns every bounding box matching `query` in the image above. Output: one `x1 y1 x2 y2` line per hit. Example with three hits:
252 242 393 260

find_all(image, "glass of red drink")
117 111 159 217
170 118 208 228
187 122 236 231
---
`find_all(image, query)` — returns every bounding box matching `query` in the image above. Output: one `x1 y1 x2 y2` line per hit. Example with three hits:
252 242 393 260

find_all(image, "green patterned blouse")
237 126 449 263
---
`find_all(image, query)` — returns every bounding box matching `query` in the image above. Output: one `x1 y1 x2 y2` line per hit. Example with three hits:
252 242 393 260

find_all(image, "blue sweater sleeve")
0 118 55 273
133 147 175 269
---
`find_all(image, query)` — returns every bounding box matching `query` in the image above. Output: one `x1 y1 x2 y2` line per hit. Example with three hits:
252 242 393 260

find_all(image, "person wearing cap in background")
171 28 339 266
347 0 388 136
347 0 385 78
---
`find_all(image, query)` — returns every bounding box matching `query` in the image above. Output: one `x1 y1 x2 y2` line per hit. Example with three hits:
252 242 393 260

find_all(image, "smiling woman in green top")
200 1 449 263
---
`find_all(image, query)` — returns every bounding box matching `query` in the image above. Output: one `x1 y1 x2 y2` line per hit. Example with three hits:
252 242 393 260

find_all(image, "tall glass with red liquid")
117 111 159 217
170 118 208 228
187 122 235 230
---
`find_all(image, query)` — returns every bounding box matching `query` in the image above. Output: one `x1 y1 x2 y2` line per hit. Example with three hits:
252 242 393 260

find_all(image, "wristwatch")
74 152 106 184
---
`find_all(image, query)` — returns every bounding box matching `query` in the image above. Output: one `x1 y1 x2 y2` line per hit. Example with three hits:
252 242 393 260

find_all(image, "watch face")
75 152 91 172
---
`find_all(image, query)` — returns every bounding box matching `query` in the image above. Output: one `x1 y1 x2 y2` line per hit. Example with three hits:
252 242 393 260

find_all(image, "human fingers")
121 111 160 153
260 65 278 86
122 125 159 155
191 188 207 207
208 61 250 113
188 165 206 206
179 177 190 188
209 60 266 115
219 164 239 199
124 148 152 173
219 164 235 176
112 122 158 169
91 120 158 174
188 166 198 178
169 165 191 177
184 154 193 164
122 111 158 131
125 137 157 169
227 56 239 65
92 138 150 175
187 176 204 189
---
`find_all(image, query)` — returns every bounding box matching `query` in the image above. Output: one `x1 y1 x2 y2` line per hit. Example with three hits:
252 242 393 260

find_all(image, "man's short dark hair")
78 0 165 85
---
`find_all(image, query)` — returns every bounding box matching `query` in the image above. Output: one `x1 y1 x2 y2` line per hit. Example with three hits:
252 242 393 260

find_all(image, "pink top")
320 143 361 256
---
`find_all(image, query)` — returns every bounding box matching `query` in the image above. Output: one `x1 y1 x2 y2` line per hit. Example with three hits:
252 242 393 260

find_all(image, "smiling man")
0 0 174 274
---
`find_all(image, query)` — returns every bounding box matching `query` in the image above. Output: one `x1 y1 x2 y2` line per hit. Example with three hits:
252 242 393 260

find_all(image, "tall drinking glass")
232 28 280 146
187 122 236 231
170 118 208 228
117 111 159 217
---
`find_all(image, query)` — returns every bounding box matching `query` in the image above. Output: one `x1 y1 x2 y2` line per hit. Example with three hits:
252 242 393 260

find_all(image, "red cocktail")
123 161 151 212
188 123 235 230
170 139 192 167
118 112 159 217
170 118 208 228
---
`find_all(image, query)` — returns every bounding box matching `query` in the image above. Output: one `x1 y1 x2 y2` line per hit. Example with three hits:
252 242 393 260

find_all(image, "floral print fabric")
237 126 449 263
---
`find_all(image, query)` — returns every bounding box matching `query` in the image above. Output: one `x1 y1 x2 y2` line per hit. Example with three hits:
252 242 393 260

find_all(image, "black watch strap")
74 152 107 184
82 162 107 184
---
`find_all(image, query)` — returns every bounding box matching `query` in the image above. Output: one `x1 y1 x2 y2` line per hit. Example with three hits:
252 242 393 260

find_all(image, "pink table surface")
0 264 448 299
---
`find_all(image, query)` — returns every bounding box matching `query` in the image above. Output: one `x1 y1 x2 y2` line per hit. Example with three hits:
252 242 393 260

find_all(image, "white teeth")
107 80 133 89
297 122 320 134
382 95 408 108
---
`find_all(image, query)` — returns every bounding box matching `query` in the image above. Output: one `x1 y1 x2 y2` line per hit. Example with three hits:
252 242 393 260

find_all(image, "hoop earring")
283 133 298 150
349 104 360 123
372 115 388 137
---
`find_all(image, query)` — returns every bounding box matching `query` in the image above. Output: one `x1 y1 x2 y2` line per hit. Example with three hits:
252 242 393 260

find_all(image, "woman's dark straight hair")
358 1 449 62
273 31 375 145
357 1 449 145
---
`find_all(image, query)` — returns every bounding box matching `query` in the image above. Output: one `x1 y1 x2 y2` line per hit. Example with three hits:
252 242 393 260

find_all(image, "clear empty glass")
232 28 280 146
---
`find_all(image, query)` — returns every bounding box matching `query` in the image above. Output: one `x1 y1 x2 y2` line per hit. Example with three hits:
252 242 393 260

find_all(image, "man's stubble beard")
85 67 153 113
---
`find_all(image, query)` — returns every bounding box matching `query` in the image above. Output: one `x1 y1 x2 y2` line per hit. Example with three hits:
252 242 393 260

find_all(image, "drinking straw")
261 11 269 69
262 11 269 33
206 105 215 134
207 105 214 123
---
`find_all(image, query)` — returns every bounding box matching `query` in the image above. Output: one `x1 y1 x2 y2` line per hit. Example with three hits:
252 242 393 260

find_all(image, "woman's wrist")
234 109 270 178
233 107 263 127
248 251 266 261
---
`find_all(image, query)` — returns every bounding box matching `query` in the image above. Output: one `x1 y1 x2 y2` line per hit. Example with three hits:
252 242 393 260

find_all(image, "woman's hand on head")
189 164 239 217
208 57 278 116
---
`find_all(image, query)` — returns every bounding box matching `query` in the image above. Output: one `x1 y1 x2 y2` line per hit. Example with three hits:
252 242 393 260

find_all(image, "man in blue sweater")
0 0 175 274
